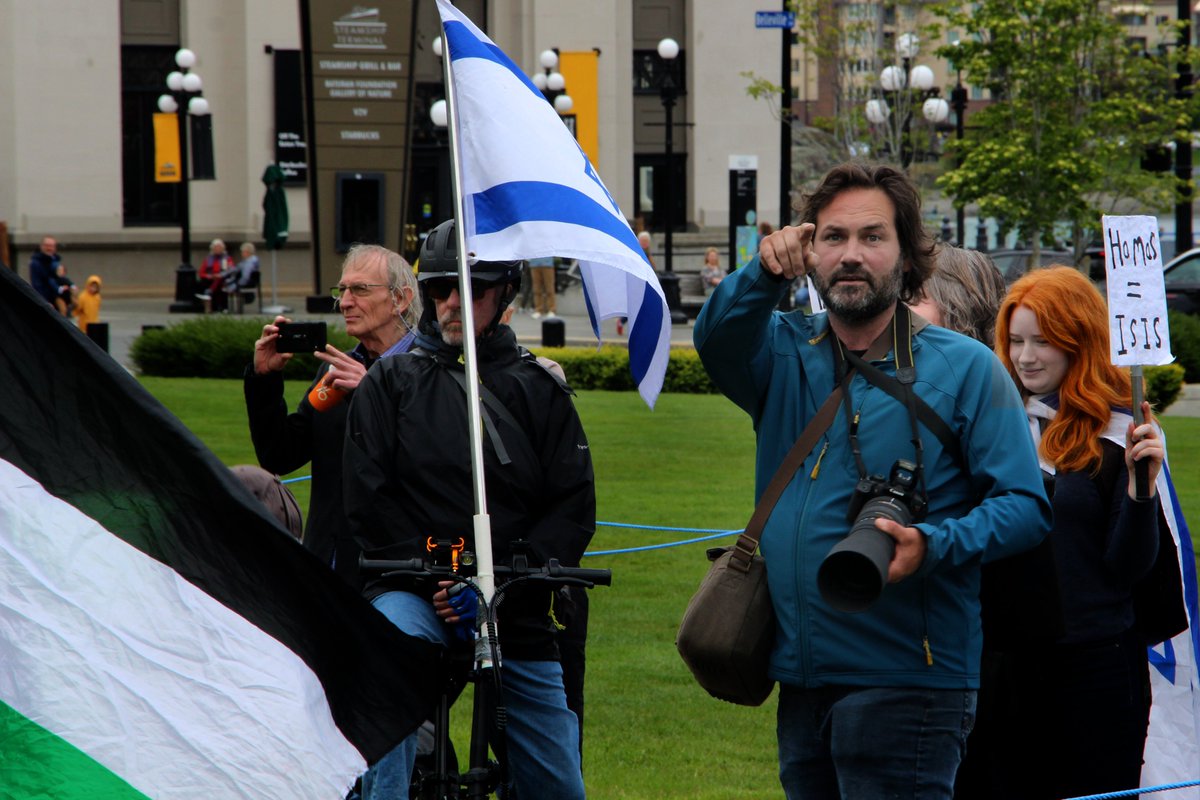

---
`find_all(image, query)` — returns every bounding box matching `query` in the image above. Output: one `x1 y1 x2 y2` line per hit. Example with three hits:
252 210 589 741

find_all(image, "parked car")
989 249 1074 284
1162 247 1200 314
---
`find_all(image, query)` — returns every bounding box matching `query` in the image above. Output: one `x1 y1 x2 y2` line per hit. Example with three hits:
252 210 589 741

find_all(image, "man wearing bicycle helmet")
345 219 595 800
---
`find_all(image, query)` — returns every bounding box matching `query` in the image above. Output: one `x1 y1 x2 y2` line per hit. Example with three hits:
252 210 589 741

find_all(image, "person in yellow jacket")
73 274 102 333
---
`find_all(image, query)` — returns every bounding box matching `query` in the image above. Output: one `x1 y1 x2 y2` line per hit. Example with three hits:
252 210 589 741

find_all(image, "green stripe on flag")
0 700 148 800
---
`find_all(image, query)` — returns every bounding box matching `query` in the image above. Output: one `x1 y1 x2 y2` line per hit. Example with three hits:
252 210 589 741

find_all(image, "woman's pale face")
1007 305 1069 395
705 250 718 266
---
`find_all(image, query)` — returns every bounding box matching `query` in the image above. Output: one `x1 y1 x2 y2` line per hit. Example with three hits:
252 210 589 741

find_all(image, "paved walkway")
95 290 1200 418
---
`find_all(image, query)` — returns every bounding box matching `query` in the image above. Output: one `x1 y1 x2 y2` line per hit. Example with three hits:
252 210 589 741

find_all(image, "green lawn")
138 377 1200 799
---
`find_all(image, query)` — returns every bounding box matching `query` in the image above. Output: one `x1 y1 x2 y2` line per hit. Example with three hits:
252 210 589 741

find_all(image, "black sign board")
274 50 307 185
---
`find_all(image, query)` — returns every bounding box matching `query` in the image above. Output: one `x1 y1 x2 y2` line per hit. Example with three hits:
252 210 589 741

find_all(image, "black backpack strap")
446 368 520 466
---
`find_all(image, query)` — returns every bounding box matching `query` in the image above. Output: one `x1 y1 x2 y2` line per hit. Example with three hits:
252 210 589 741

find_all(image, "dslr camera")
817 459 926 613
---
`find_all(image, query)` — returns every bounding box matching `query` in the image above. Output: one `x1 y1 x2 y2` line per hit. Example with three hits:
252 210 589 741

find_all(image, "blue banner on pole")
755 10 795 28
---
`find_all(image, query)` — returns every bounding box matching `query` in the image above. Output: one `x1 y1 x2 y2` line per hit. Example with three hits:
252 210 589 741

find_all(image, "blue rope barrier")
1065 779 1200 799
584 529 740 557
280 474 744 555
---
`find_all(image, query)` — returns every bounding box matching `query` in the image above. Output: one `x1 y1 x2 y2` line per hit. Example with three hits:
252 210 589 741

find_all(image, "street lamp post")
532 49 575 117
1176 0 1194 252
656 37 687 325
864 34 947 169
157 48 210 310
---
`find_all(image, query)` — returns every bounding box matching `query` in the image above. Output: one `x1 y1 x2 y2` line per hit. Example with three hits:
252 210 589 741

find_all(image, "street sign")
755 11 795 28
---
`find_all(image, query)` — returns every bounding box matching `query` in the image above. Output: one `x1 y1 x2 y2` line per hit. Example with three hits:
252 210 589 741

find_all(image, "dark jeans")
777 685 976 800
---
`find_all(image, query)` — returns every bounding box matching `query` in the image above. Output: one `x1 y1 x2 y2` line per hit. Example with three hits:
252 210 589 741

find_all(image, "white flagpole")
440 13 496 620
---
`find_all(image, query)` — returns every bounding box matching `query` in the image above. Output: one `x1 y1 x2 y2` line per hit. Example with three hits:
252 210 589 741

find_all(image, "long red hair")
995 266 1131 474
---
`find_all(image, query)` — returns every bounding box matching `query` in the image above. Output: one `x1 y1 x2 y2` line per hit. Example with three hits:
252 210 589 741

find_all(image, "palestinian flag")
0 267 438 798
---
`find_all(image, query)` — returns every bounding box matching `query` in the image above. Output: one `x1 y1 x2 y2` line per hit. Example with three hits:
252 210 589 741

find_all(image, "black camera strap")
835 303 961 470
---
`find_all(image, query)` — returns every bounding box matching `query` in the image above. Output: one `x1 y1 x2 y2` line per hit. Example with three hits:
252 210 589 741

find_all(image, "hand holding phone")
275 321 328 354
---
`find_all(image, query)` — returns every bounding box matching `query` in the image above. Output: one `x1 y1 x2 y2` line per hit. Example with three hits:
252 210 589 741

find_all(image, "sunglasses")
424 277 494 301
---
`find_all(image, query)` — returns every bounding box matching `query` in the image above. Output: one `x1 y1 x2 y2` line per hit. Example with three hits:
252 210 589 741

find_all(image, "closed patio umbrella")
261 164 289 314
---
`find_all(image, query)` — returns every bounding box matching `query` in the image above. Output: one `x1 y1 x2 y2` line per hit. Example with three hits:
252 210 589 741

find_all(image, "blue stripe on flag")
470 181 648 264
442 20 544 102
628 281 664 386
1165 462 1200 669
581 280 600 337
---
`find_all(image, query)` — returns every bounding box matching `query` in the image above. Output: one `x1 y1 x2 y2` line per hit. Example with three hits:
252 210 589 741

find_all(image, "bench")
678 272 707 319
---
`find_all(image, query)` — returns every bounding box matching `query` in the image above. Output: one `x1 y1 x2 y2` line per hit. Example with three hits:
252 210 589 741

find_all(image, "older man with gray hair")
244 244 421 583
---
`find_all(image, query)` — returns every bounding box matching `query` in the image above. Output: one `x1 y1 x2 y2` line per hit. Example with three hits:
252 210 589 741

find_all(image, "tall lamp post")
157 48 210 310
532 49 575 117
1176 0 1194 252
864 33 947 169
656 37 688 325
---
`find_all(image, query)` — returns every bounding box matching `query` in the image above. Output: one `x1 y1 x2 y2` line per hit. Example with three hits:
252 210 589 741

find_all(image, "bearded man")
693 162 1051 800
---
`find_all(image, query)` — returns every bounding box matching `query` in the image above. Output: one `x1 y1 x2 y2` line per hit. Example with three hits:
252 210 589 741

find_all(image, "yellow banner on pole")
153 113 181 183
560 51 599 169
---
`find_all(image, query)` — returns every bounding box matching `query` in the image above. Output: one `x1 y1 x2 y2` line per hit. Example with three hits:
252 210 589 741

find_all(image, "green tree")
744 2 956 171
931 0 1190 263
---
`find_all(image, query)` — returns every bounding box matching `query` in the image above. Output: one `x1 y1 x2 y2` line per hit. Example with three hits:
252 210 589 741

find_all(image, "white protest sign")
1102 214 1173 366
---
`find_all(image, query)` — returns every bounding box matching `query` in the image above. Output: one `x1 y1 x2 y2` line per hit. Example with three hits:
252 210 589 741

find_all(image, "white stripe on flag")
1092 421 1200 798
1142 459 1200 798
437 0 671 407
0 458 366 799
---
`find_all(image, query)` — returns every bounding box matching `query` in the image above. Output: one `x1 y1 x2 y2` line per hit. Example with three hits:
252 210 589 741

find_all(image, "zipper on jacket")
921 580 933 666
809 441 829 479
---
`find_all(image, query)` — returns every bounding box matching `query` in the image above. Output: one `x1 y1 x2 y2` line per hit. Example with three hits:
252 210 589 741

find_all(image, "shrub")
1144 363 1185 414
528 346 716 394
131 316 354 380
1168 310 1200 383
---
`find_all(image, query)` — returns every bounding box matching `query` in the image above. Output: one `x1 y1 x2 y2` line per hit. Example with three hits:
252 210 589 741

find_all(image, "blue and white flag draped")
1028 396 1200 797
436 0 670 408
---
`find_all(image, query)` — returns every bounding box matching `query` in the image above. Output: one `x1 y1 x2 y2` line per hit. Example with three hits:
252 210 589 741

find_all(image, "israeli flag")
1097 415 1200 797
436 0 670 408
1142 460 1200 798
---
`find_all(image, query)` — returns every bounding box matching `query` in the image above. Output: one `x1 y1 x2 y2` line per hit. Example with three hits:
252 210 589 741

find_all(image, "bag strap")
728 322 892 573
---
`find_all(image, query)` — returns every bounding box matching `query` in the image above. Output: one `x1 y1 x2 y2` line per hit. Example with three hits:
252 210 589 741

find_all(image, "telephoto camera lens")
817 495 912 613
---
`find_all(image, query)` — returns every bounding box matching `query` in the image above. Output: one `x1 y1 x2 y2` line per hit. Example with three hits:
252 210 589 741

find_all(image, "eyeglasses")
423 278 493 301
330 283 390 299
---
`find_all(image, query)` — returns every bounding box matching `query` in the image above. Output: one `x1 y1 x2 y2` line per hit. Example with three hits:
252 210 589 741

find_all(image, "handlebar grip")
358 556 428 575
544 562 612 587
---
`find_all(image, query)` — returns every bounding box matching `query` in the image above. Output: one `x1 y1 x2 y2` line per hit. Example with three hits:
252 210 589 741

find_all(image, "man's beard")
438 311 464 346
812 257 905 323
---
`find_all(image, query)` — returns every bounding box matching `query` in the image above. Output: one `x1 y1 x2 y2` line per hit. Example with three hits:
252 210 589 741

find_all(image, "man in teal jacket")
693 162 1051 799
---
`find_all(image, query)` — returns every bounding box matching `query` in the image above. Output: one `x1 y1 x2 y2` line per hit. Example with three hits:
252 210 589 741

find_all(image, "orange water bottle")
307 376 348 412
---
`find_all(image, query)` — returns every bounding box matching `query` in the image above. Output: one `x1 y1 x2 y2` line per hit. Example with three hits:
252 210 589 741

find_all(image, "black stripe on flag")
0 267 437 763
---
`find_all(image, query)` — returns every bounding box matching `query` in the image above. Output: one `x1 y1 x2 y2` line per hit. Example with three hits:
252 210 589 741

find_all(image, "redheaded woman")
979 266 1166 799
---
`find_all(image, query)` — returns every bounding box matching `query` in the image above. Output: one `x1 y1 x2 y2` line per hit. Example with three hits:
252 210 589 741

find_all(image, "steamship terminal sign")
303 1 415 295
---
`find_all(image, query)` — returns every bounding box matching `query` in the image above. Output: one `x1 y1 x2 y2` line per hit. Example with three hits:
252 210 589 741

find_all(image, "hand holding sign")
1102 215 1174 499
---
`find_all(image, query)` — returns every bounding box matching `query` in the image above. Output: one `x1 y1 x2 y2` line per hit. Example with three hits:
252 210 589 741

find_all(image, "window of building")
121 45 181 226
633 49 687 95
